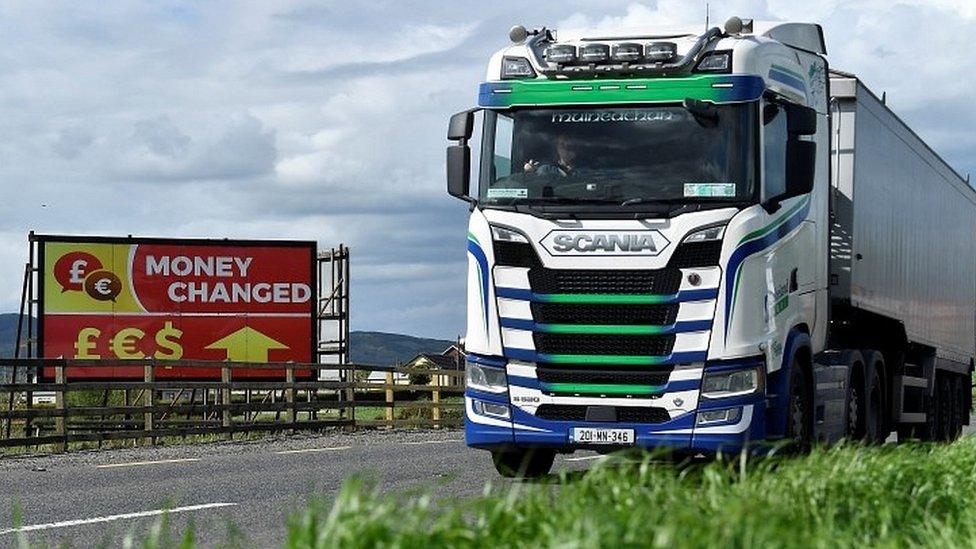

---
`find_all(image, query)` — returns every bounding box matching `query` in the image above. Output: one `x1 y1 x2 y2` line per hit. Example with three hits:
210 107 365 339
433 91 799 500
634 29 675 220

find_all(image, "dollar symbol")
154 321 183 360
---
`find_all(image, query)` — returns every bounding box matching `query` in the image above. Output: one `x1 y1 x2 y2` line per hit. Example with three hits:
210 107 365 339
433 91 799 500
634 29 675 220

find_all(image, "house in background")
402 343 464 371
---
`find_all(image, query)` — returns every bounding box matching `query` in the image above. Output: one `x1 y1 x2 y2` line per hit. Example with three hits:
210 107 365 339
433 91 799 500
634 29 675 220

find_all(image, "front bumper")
465 357 767 454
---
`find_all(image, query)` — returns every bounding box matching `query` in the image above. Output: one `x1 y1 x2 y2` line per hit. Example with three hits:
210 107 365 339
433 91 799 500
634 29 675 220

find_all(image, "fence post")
286 365 296 431
221 365 232 440
344 366 356 431
432 372 441 428
55 361 67 452
144 361 155 446
384 371 394 426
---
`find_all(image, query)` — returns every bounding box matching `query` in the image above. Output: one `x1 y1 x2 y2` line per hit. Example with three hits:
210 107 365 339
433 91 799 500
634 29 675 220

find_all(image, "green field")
281 440 976 549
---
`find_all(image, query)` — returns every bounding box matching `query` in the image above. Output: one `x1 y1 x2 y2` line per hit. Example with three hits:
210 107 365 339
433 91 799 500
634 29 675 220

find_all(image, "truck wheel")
955 375 969 439
491 449 555 479
937 376 953 442
865 366 884 444
846 368 865 441
942 375 964 442
785 358 812 450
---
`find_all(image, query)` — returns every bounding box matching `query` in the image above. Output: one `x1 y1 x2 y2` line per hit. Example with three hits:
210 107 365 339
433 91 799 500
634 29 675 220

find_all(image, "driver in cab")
524 133 580 177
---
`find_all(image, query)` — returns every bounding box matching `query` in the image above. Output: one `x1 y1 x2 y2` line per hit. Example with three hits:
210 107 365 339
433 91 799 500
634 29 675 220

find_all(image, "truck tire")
898 374 943 443
937 376 953 442
846 366 865 441
955 375 969 438
950 375 965 441
785 358 812 450
865 366 884 444
491 449 555 478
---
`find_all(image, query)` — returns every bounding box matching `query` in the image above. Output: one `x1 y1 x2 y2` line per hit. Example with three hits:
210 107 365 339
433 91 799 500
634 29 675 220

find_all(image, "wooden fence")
0 358 464 452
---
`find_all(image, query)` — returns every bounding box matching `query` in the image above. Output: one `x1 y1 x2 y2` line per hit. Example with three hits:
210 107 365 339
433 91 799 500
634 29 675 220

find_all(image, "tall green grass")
286 439 976 548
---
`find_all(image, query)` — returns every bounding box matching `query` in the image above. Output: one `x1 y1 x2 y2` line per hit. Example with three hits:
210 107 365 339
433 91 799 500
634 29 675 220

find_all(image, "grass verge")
285 439 976 548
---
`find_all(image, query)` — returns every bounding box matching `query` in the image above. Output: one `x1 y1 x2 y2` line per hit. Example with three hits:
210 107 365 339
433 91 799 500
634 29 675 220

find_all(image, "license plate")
571 427 635 445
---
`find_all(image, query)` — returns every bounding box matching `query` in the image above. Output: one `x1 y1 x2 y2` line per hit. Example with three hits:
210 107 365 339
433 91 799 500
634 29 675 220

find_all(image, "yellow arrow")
205 327 289 362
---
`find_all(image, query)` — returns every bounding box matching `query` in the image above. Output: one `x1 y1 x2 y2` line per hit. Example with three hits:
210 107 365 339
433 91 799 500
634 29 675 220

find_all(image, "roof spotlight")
612 42 643 62
645 42 677 62
579 43 610 63
545 44 577 64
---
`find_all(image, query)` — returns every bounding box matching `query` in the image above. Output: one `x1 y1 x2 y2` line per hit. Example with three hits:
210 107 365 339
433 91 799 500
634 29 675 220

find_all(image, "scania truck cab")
447 18 973 477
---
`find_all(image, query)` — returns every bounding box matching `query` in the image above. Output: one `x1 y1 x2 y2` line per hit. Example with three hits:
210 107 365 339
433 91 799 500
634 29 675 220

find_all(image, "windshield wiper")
618 199 737 218
620 197 686 206
517 196 619 205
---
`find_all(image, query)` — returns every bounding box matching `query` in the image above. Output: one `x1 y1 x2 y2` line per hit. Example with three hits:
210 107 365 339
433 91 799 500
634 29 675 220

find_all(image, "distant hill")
0 315 452 365
349 331 455 366
0 313 27 358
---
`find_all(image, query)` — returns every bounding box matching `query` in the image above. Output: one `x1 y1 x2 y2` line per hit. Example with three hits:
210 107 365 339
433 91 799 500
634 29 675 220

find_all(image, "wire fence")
0 358 464 452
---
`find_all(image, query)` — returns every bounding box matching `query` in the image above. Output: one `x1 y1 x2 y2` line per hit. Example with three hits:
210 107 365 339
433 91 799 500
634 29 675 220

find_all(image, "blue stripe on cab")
724 198 811 336
467 238 490 330
768 69 807 92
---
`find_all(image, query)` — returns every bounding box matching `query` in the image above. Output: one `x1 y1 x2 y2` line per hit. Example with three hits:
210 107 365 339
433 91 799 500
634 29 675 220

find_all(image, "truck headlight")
701 366 763 399
682 224 726 243
490 224 529 243
466 361 508 394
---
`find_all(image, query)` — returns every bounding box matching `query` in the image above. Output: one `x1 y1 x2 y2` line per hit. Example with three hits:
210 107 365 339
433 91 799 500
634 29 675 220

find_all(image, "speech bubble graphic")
84 269 122 302
53 252 103 292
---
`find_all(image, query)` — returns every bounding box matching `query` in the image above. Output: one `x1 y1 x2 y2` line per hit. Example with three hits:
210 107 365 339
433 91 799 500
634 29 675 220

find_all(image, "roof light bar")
645 42 678 62
579 43 610 63
612 42 643 62
545 44 577 64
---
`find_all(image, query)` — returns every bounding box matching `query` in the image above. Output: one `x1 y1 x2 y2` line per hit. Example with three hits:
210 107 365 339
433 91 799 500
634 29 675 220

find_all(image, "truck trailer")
446 17 975 477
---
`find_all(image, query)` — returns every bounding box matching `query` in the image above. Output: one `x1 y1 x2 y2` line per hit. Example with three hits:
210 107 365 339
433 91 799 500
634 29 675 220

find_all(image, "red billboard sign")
37 235 317 379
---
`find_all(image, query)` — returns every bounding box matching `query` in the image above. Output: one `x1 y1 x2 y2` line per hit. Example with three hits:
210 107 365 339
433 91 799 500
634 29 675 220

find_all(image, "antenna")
705 2 710 31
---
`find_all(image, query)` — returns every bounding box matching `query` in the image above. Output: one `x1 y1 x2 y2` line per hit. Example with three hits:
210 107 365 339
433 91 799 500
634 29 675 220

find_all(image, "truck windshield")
479 103 757 208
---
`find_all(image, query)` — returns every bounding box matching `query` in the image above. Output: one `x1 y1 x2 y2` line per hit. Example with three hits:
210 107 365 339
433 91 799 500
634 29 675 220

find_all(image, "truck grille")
535 404 670 424
529 268 682 295
494 240 706 364
531 302 677 325
536 366 672 386
534 333 675 356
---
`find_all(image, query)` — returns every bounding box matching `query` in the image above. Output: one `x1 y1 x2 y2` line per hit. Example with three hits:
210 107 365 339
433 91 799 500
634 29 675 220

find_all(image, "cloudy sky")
0 1 973 339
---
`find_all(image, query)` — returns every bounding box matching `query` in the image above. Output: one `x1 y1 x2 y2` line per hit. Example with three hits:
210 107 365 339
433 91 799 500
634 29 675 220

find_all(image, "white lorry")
446 17 975 477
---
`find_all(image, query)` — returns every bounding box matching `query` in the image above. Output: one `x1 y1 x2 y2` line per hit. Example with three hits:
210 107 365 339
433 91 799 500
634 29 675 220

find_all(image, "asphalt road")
0 429 598 547
3 423 974 548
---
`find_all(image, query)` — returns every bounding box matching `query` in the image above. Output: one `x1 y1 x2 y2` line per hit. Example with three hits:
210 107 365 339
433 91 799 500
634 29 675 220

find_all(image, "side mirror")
446 108 480 203
786 103 817 135
448 111 474 141
785 140 816 196
447 145 471 201
784 103 817 196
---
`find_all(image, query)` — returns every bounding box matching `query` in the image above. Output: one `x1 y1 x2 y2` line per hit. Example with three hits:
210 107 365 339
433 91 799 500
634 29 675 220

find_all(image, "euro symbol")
93 278 112 295
84 270 122 302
